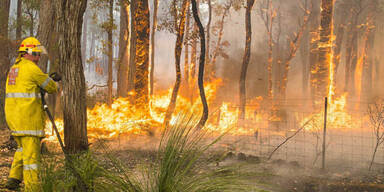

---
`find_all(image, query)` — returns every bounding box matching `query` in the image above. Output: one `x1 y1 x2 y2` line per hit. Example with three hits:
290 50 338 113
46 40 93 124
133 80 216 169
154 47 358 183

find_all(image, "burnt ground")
1 128 384 192
0 128 15 192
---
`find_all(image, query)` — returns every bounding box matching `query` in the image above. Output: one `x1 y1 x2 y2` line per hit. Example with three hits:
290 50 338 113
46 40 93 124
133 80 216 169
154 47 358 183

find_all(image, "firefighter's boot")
4 178 21 190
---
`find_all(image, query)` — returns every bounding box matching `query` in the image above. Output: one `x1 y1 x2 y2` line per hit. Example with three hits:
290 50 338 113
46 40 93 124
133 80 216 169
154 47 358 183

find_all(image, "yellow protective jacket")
5 57 57 137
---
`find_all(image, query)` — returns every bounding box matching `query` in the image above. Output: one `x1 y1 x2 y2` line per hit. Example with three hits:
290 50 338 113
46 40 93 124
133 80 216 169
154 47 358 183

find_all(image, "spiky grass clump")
142 116 245 191
40 151 127 192
39 115 254 191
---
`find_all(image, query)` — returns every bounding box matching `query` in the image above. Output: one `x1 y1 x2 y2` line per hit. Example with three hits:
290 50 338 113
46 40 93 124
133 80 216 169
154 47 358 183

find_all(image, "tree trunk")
309 0 320 102
55 0 88 153
107 0 114 106
294 2 308 98
349 30 358 95
89 31 96 74
332 3 350 77
344 21 353 92
210 4 230 72
16 0 22 40
239 0 255 121
300 26 309 96
191 0 208 129
37 0 57 72
333 24 345 76
25 6 35 37
344 2 362 94
344 24 359 94
369 141 380 171
191 34 197 84
205 0 212 80
37 0 58 120
189 0 199 103
163 0 189 127
117 1 130 98
273 11 282 98
128 2 137 94
103 33 108 77
133 0 150 108
30 15 34 36
316 0 334 101
150 0 158 95
0 0 11 128
361 0 377 101
275 41 283 99
266 0 274 100
360 24 372 101
184 7 190 95
280 13 309 99
82 8 88 69
364 30 375 100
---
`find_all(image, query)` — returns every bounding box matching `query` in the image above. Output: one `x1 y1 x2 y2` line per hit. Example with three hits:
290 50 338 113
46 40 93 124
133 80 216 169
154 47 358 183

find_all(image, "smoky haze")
8 0 384 106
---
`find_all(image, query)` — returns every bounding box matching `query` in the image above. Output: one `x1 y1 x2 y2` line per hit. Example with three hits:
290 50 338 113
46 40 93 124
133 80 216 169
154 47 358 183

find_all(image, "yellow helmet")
18 37 47 55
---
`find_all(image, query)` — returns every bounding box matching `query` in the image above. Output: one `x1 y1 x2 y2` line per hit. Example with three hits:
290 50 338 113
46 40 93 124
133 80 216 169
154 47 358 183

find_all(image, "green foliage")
157 0 187 34
107 115 251 192
100 21 118 32
40 151 124 191
153 116 248 191
39 115 258 191
89 0 118 32
8 0 40 37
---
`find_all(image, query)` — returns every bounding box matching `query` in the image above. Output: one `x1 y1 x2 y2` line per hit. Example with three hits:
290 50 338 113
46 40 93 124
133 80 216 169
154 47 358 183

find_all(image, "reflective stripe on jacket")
5 57 57 137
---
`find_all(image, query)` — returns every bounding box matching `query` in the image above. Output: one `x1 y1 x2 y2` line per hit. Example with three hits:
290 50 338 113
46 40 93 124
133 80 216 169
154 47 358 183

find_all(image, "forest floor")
0 128 15 192
1 128 384 192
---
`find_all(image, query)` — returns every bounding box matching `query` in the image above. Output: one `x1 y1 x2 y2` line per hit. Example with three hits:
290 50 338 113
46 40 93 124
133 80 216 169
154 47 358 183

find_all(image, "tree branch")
268 117 313 160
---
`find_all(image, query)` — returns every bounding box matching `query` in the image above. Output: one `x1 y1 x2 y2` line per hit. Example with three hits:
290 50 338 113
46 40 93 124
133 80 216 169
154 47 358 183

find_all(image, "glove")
49 72 62 82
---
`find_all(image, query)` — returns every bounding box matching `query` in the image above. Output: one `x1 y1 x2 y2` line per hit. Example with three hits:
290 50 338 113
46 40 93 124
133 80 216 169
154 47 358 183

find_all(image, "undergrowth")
40 115 260 192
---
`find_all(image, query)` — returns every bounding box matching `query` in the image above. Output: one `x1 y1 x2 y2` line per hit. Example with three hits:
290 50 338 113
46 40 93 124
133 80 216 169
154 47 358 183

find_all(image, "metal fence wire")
217 98 384 172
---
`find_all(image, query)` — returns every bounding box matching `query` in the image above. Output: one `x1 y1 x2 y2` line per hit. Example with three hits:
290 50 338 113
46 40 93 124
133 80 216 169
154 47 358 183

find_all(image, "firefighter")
4 37 61 191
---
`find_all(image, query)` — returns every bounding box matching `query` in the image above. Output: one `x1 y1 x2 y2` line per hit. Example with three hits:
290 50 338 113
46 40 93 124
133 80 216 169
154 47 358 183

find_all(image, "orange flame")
44 79 264 143
301 23 358 131
355 54 364 107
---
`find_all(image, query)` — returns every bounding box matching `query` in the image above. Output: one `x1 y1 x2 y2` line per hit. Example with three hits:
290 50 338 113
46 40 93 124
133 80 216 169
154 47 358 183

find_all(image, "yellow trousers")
9 136 41 192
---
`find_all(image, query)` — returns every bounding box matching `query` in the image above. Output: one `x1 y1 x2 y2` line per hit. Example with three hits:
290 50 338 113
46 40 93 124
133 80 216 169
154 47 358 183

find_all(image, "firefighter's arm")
30 64 58 94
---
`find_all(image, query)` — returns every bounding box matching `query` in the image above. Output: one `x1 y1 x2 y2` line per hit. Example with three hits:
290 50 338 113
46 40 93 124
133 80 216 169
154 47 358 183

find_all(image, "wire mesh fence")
217 98 384 172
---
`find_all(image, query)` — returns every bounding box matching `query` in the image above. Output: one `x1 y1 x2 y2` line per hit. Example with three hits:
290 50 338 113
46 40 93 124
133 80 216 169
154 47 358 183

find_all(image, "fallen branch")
87 84 108 90
87 80 116 91
268 117 313 160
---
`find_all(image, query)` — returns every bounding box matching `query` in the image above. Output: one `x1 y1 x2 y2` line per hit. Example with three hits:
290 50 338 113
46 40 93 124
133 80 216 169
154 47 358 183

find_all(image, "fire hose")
40 73 88 190
41 60 67 155
40 90 66 154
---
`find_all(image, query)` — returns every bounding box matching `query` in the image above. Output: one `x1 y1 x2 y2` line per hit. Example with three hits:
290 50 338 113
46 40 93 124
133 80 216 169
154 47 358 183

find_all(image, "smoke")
79 0 384 105
153 31 177 90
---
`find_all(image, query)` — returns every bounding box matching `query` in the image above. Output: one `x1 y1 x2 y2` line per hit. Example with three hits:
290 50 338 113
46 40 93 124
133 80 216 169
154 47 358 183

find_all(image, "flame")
327 36 335 104
301 94 358 131
355 20 371 109
301 14 358 132
205 97 263 135
44 79 264 143
355 54 364 107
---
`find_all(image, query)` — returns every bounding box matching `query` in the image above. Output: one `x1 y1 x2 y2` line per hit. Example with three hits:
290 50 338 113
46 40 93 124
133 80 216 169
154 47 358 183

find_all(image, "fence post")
322 97 328 170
